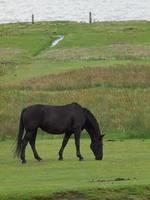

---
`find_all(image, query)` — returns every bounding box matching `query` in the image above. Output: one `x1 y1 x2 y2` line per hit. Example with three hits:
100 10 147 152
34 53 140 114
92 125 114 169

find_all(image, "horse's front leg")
58 133 72 160
74 129 84 161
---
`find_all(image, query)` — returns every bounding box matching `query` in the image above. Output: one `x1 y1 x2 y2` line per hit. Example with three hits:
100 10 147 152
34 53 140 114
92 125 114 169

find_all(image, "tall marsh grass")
0 87 149 139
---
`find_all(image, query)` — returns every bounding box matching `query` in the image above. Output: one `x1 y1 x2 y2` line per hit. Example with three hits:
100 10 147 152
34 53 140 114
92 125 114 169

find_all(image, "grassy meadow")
0 21 150 199
0 21 150 140
0 139 150 200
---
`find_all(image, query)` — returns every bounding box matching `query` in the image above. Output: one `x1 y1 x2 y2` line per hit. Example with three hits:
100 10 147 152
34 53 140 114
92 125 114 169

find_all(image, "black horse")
15 103 104 163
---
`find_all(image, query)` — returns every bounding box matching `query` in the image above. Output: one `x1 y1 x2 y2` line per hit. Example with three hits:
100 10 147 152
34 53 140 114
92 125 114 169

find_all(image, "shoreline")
0 19 150 25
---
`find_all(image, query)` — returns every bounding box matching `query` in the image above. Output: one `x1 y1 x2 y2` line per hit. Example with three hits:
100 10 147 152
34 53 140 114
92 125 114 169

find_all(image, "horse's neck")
84 109 100 142
86 126 100 143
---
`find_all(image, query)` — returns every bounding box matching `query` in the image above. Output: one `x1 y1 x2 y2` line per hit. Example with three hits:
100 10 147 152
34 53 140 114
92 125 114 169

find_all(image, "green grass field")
0 139 150 200
0 21 150 199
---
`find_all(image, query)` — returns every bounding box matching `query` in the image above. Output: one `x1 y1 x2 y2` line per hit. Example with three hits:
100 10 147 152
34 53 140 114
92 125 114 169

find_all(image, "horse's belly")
40 124 67 134
40 112 81 134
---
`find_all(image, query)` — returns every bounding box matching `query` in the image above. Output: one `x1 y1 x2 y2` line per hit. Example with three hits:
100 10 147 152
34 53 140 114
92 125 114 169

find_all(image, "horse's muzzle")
95 156 103 160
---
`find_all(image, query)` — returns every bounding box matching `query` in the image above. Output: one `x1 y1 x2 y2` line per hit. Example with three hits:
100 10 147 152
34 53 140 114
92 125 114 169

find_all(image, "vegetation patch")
89 177 134 183
0 48 23 57
2 64 149 91
0 87 150 139
0 21 150 140
35 191 85 200
39 44 150 61
0 61 16 76
0 140 150 199
0 20 150 199
34 187 150 200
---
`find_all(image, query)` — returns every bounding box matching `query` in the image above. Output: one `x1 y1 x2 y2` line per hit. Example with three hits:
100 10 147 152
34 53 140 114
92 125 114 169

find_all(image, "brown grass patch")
3 64 149 91
0 87 150 138
38 44 150 60
0 48 23 57
38 48 101 60
35 192 86 200
90 177 135 183
0 61 16 76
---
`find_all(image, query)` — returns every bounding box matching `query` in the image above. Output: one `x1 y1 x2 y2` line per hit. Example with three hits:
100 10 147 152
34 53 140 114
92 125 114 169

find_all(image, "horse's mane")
71 102 83 108
82 107 100 137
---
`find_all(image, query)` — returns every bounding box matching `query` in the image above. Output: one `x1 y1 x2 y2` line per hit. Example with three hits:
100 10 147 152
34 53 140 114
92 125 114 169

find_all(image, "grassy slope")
0 21 150 199
0 21 150 139
0 139 150 199
0 21 150 83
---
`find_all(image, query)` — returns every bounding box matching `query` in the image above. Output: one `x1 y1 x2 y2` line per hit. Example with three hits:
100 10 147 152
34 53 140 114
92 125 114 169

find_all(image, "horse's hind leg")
20 131 32 164
58 133 72 160
29 130 42 161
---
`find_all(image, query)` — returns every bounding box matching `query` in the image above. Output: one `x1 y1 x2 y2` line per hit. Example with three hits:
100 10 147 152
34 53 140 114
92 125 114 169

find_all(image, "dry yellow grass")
2 64 149 91
38 44 150 60
0 87 149 139
0 48 23 57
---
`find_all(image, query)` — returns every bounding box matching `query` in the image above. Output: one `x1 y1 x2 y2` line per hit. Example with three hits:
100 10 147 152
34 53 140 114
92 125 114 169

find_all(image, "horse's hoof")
22 160 27 164
58 157 63 161
79 157 84 161
37 157 42 161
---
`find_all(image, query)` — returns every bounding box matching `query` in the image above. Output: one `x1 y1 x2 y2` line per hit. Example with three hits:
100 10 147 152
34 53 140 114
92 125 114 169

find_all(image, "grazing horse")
15 103 104 163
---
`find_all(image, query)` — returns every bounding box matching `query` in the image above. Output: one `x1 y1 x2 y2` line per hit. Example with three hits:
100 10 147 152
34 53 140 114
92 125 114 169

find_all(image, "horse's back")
22 103 85 133
41 103 85 133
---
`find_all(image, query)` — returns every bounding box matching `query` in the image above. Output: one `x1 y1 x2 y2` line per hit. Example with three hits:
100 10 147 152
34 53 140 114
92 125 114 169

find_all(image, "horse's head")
83 107 104 160
90 134 104 160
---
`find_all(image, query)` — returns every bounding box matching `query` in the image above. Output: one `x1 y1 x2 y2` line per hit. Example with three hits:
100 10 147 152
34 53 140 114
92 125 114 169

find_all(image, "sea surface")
0 0 150 24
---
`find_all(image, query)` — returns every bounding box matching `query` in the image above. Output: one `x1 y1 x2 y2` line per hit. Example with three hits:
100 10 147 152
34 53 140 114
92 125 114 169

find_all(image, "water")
0 0 150 24
50 35 64 48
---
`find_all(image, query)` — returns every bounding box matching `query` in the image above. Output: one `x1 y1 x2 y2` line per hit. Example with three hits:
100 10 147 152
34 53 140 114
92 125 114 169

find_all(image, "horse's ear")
100 134 105 139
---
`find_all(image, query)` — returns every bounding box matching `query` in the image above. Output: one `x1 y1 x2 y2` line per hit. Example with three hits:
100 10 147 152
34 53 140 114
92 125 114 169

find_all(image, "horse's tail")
14 109 25 158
